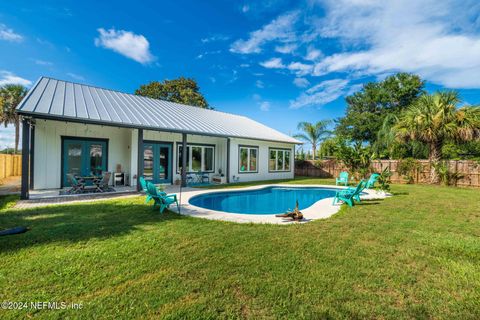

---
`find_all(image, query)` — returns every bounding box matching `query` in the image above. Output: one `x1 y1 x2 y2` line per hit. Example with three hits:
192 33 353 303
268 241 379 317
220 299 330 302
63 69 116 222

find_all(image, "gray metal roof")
16 77 300 144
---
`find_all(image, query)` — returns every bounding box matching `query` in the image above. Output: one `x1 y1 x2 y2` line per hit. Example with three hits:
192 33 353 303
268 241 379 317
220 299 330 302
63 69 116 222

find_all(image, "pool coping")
177 184 390 224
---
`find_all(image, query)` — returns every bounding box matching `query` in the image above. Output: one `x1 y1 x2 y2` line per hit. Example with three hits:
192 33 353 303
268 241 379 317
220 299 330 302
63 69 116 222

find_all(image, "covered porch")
20 119 230 199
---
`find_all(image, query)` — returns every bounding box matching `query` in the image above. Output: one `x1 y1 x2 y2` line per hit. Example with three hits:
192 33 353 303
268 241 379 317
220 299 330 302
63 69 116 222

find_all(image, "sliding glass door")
62 138 108 186
143 142 172 184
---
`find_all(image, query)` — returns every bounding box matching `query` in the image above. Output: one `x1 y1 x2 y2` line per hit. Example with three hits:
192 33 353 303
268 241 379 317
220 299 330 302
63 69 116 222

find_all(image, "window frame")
176 143 216 174
238 145 259 174
268 147 292 172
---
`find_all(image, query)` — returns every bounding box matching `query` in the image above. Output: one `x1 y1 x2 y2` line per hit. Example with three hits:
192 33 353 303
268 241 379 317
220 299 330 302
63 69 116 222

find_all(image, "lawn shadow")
0 197 185 253
392 191 410 196
356 201 382 206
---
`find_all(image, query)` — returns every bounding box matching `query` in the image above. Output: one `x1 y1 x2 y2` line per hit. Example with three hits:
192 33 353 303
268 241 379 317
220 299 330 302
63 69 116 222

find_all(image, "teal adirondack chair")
139 177 152 203
332 180 366 207
146 181 179 213
365 173 380 189
140 176 168 203
336 171 349 186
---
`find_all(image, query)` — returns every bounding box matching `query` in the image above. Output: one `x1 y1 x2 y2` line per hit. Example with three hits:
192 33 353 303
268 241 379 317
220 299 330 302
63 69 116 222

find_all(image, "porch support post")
21 118 30 200
226 138 230 183
181 133 187 187
29 123 35 189
136 129 144 191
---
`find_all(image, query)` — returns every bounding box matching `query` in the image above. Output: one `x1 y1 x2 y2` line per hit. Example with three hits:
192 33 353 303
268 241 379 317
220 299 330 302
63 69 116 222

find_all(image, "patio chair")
66 174 85 194
332 180 366 207
336 171 349 186
94 172 112 192
365 173 380 189
186 174 194 185
146 181 179 213
140 176 164 203
200 173 209 184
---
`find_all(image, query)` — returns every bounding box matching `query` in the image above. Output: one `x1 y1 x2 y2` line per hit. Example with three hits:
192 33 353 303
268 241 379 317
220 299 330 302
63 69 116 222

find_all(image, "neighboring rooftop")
16 77 300 144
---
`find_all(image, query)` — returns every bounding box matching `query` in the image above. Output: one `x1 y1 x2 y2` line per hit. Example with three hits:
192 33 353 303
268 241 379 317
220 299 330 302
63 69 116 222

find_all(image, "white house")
16 77 301 199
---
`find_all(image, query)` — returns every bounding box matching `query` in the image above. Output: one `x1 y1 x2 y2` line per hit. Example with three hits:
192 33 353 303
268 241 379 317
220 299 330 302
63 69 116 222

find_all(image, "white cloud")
275 43 297 54
287 62 313 76
312 0 480 88
240 63 250 68
95 28 155 64
33 59 53 66
260 57 285 69
293 77 310 88
242 5 250 13
252 93 270 111
260 101 270 111
0 125 16 148
0 24 23 42
0 71 32 87
201 34 230 43
290 78 349 109
256 80 265 88
67 73 85 81
230 11 299 54
305 46 322 61
196 50 221 59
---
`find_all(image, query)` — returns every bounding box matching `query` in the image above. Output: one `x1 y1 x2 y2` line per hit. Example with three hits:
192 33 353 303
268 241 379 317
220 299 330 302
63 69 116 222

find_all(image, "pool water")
189 186 338 215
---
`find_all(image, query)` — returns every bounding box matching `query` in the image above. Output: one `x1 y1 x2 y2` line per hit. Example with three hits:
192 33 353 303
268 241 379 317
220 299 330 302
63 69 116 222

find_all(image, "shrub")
397 158 421 184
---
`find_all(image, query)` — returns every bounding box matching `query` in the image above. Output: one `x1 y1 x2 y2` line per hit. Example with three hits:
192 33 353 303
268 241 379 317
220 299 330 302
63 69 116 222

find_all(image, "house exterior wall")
228 138 295 182
32 120 295 190
33 120 132 189
143 130 227 185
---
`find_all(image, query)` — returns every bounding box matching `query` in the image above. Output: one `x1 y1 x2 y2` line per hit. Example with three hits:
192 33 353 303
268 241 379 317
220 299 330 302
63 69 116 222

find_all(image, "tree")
293 120 331 160
135 77 210 109
334 141 375 179
0 84 28 154
336 73 425 145
393 91 480 183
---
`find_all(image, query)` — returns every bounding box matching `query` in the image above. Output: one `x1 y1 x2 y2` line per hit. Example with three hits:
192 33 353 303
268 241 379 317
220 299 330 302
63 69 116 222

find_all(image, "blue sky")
1 0 480 148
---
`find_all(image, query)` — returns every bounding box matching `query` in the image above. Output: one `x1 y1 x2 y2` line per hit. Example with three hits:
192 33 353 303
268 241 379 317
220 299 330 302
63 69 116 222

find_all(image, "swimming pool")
188 186 339 215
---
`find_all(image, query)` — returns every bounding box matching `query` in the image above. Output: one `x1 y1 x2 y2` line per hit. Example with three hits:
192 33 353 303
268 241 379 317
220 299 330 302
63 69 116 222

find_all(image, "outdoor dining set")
65 172 113 194
186 171 210 185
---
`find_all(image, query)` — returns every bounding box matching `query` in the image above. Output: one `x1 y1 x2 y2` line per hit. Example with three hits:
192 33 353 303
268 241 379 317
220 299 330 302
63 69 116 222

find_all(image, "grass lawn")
0 178 479 319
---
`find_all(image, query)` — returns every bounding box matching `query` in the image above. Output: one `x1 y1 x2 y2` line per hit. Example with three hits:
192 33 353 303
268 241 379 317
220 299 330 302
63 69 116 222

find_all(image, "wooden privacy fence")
295 159 480 188
0 154 22 180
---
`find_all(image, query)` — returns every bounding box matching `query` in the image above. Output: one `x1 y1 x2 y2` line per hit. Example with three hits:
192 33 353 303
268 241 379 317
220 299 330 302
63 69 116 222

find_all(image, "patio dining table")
76 175 104 192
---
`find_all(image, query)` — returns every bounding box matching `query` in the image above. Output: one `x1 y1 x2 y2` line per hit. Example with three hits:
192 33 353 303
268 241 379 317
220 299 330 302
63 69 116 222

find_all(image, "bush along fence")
295 159 480 188
0 154 22 180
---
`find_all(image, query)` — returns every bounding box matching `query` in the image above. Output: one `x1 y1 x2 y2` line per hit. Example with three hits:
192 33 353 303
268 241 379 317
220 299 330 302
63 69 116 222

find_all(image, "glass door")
143 144 154 182
143 142 172 184
63 138 107 186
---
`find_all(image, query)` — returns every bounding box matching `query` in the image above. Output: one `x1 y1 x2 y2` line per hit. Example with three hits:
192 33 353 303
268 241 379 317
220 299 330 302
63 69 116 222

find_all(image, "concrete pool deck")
178 184 390 224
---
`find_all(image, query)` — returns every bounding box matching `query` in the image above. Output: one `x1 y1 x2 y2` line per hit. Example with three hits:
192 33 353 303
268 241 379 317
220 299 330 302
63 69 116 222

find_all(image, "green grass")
0 178 479 319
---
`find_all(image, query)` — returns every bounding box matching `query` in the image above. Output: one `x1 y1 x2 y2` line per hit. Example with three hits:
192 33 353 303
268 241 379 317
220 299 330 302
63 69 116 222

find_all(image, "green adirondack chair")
365 173 380 189
336 171 349 186
332 180 366 207
140 176 169 203
146 181 179 213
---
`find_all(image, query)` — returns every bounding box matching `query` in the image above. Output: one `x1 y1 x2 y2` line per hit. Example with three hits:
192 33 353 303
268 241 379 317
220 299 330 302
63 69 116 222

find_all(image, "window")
239 146 258 173
177 144 215 173
269 148 292 172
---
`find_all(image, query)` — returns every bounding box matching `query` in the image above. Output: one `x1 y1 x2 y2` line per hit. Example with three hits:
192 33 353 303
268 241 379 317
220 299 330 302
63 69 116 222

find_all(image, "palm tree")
293 120 331 160
0 84 28 154
393 91 480 183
